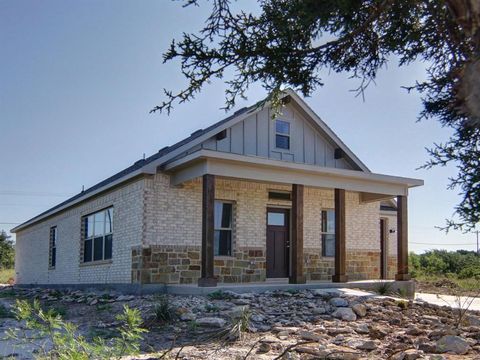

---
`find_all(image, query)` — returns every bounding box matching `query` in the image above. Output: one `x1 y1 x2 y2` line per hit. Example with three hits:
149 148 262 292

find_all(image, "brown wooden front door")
380 218 387 279
266 208 289 278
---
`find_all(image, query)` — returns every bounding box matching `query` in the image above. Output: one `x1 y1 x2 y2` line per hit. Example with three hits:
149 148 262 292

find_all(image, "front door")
266 208 289 278
380 218 387 279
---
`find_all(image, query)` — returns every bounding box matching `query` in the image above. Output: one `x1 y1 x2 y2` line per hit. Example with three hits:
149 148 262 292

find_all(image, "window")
83 207 113 263
275 120 290 150
49 226 57 268
214 201 233 256
321 209 335 257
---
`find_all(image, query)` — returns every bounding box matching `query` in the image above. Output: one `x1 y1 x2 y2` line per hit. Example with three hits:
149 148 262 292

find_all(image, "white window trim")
214 200 234 257
274 119 291 151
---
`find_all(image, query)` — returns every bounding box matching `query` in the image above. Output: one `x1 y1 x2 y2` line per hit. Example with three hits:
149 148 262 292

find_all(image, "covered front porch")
162 149 423 288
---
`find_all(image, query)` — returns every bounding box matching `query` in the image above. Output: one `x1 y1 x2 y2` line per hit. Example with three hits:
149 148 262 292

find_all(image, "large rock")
329 297 349 307
196 317 226 328
351 303 367 317
332 307 357 321
356 340 377 351
435 335 470 355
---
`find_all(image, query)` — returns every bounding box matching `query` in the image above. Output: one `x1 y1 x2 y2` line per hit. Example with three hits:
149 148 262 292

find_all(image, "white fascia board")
11 169 149 233
165 149 424 190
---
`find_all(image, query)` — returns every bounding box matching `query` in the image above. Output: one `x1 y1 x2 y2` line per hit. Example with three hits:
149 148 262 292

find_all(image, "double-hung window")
321 209 335 257
83 207 113 263
49 226 57 268
214 201 233 256
275 120 290 150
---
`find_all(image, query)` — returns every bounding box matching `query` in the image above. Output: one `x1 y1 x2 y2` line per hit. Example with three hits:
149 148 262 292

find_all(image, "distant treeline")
409 249 480 279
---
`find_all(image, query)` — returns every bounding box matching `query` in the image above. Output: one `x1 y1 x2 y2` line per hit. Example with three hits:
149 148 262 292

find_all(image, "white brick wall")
145 174 393 255
15 179 146 285
15 171 398 285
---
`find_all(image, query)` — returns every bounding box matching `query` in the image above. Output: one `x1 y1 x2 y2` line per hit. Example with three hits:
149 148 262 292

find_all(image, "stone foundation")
131 245 201 284
132 246 266 284
133 246 396 284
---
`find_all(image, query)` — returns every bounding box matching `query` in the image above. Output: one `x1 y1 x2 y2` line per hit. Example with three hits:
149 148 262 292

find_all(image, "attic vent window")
275 120 290 150
268 191 291 201
216 129 227 141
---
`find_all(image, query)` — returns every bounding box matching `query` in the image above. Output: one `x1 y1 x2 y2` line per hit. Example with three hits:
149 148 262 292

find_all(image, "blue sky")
1 1 478 253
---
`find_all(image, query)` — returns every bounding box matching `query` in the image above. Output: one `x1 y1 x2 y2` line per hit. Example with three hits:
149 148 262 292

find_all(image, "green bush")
409 250 480 278
7 299 147 359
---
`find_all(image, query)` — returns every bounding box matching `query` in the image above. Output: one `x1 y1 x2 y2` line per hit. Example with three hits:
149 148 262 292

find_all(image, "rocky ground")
0 286 480 359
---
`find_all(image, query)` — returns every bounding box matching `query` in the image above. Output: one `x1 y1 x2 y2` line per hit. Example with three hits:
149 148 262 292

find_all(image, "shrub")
458 265 480 279
7 299 146 359
207 290 232 300
374 281 393 295
153 295 175 322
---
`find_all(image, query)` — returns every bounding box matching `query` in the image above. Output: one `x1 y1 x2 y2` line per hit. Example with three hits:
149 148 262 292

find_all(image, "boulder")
351 303 367 317
332 308 357 321
356 340 377 351
329 297 349 307
196 317 226 328
435 335 470 355
298 330 321 342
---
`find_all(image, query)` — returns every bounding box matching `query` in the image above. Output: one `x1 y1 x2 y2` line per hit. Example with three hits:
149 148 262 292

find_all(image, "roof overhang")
163 150 423 200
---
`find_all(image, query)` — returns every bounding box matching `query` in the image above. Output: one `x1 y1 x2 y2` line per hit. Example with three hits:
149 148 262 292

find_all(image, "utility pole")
477 230 479 255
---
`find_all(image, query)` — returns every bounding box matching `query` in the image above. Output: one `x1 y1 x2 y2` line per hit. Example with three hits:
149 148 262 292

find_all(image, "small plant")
45 304 67 318
223 306 251 342
396 300 408 309
153 295 175 322
7 299 147 359
207 290 232 300
374 281 393 295
188 320 199 332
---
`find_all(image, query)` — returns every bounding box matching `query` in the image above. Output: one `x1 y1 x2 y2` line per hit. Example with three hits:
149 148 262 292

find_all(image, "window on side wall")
275 120 290 150
49 226 57 268
214 201 233 256
321 209 335 257
82 207 113 263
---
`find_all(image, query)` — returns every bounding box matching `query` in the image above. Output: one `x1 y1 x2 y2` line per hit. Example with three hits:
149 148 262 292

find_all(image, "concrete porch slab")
164 279 415 298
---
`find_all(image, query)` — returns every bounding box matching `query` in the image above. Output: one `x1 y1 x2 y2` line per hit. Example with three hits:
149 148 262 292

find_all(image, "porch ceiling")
162 150 423 201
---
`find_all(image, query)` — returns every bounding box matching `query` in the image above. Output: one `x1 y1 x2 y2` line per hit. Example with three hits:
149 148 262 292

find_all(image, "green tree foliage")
0 230 14 269
410 249 480 278
154 0 480 231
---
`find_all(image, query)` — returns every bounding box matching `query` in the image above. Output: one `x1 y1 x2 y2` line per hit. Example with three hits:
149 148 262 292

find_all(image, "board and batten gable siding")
197 104 355 169
14 179 146 285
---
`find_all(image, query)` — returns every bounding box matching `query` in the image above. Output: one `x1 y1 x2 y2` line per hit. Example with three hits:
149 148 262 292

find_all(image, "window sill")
48 267 55 270
80 259 113 267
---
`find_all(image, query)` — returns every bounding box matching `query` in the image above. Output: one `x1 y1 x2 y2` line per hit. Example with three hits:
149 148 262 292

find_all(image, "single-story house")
12 90 423 287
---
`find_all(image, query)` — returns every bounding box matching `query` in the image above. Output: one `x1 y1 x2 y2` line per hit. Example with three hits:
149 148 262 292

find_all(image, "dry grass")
0 268 15 284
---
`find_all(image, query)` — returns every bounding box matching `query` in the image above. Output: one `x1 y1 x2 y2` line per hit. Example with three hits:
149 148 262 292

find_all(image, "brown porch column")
332 188 348 282
395 195 411 281
198 174 217 287
290 184 306 284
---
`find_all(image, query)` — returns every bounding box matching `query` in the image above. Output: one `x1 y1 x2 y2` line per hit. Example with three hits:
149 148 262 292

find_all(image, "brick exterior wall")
138 174 398 284
15 171 399 285
15 179 146 285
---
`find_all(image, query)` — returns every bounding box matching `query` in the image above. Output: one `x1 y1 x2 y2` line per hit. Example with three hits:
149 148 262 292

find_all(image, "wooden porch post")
332 188 348 282
395 195 411 281
290 184 306 284
198 174 217 287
